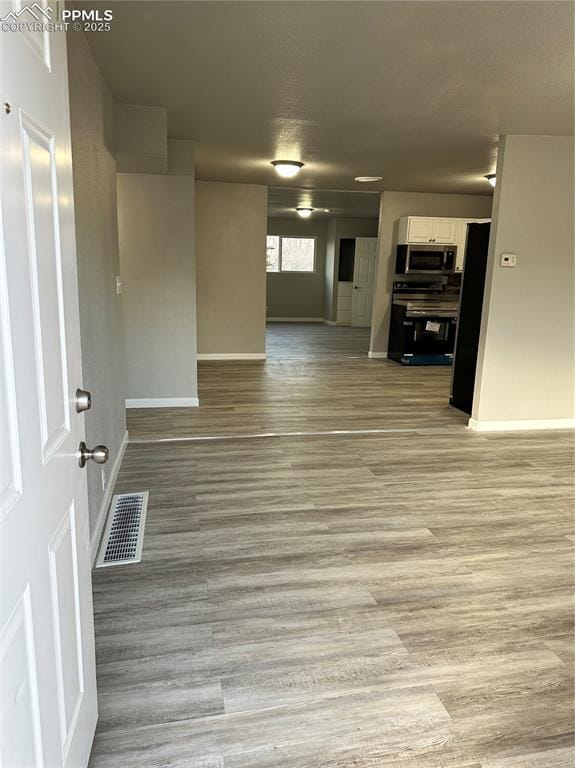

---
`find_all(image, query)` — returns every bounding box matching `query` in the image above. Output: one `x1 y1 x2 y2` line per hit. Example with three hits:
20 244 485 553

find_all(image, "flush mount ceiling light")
355 176 382 183
271 160 304 178
485 174 496 187
296 207 314 218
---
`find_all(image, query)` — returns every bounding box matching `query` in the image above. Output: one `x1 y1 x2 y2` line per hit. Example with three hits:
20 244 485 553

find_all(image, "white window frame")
266 235 317 274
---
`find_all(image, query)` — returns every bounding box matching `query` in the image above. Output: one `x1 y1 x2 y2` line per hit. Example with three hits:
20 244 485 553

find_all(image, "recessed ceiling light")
296 207 313 218
271 160 304 178
324 209 330 213
355 176 382 183
485 173 496 187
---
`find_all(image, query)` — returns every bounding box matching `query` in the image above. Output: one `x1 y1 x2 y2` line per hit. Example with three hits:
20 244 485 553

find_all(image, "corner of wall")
67 27 128 539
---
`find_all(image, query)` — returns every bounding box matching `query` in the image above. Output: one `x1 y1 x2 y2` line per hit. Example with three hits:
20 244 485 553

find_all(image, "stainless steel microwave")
395 244 456 275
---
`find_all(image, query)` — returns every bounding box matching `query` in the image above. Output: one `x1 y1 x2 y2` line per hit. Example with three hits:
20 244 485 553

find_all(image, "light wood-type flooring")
90 324 575 767
127 324 468 441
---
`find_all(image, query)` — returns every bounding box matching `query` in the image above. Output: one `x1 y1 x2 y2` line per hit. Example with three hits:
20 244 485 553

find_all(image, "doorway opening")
265 187 380 361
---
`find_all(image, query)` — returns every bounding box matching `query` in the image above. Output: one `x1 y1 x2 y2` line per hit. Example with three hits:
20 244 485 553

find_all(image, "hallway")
90 325 574 767
127 324 467 441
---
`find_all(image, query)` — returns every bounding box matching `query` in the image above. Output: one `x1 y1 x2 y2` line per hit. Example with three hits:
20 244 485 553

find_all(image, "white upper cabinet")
432 219 459 243
404 217 435 243
397 216 491 273
398 216 459 245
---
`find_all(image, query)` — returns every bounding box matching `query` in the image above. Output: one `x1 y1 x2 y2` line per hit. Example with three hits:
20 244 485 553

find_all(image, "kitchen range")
388 277 461 365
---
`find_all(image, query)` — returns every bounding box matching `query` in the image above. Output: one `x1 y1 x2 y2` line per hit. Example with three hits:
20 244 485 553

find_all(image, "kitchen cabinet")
432 219 459 243
398 217 459 245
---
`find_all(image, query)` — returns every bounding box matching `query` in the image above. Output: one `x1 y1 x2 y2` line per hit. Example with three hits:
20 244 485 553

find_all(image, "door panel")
432 219 458 244
0 587 43 768
351 238 377 327
1 6 98 766
49 503 85 758
406 218 434 243
21 113 70 459
0 232 22 516
13 0 52 68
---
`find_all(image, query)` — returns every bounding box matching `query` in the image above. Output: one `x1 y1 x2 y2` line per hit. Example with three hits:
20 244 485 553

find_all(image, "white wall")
117 173 198 405
370 191 493 355
471 134 574 430
67 31 126 540
195 181 267 357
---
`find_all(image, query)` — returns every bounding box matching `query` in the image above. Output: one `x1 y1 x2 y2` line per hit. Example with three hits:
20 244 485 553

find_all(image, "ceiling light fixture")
271 160 304 178
355 176 382 183
485 173 496 187
296 207 314 218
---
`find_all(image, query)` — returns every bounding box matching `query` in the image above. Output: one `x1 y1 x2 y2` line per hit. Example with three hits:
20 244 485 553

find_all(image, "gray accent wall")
67 32 127 538
266 218 327 319
369 191 493 355
472 135 574 426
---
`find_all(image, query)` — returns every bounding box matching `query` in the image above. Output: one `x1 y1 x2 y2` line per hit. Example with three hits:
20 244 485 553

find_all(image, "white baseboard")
90 429 128 563
126 397 200 408
322 319 337 326
468 417 575 432
197 353 266 361
368 351 388 359
267 317 324 323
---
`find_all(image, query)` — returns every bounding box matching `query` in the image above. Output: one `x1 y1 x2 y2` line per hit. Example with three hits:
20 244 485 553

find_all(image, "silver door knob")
75 388 92 413
78 441 109 468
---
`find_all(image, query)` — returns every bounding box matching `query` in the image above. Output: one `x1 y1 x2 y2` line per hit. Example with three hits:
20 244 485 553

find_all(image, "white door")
351 237 377 327
0 7 98 767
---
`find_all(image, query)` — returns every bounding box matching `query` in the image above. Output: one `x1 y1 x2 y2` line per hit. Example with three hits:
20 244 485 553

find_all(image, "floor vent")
96 492 149 568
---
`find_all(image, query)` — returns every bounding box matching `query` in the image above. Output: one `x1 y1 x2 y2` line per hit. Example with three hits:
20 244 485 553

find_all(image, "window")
266 235 280 272
266 235 316 273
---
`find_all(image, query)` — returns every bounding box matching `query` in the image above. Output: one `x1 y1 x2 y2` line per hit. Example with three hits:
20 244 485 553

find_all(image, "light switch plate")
116 275 123 294
500 253 517 268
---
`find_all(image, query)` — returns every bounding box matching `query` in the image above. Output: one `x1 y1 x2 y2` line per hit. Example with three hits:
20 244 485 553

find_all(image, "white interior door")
351 237 377 327
1 6 98 767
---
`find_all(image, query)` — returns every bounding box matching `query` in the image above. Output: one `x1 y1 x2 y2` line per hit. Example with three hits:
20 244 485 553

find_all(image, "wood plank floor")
90 324 575 767
127 324 468 441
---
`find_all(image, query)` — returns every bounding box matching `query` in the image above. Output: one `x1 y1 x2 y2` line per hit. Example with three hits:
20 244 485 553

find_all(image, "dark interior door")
450 223 491 414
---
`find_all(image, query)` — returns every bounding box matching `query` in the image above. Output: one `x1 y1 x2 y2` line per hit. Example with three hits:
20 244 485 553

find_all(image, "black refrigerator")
450 223 491 414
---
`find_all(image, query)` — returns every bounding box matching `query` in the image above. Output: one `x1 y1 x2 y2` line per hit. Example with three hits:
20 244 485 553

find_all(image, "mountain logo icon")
1 3 52 22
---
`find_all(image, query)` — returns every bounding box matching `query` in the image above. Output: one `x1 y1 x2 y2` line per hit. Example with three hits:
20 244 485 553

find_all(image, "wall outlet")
500 253 517 268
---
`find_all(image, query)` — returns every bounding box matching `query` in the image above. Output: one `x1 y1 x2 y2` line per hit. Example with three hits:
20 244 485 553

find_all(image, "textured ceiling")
84 1 573 195
268 187 380 219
